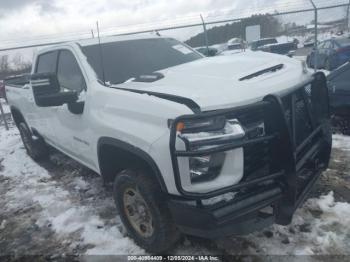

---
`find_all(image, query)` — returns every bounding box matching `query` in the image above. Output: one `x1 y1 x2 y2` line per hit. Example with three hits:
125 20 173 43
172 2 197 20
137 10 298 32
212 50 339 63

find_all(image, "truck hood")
116 51 310 111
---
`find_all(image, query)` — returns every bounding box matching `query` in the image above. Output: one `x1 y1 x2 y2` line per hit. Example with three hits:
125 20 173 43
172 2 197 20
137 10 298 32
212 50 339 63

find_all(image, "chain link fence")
0 1 349 69
0 0 349 131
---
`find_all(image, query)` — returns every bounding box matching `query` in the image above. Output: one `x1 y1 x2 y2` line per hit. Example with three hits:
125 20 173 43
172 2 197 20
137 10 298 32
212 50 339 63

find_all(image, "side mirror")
31 72 78 107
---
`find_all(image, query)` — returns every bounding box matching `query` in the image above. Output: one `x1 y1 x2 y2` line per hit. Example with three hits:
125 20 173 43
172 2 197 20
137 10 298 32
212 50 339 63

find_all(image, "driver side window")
57 50 86 92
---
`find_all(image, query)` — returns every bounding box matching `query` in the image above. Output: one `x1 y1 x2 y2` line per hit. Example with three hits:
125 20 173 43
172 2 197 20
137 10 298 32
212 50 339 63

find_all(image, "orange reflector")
176 122 185 132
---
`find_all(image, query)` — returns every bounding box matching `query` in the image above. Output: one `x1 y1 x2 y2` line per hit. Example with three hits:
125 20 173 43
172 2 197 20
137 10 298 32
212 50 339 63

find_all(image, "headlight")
189 152 226 184
174 117 245 184
178 118 245 148
176 116 226 133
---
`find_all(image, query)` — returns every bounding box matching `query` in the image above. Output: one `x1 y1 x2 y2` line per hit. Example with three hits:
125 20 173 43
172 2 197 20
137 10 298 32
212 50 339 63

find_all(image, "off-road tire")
113 169 181 253
18 122 48 161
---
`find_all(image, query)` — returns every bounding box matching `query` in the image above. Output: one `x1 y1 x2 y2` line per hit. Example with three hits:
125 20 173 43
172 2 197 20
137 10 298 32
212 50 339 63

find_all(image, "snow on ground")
1 123 350 258
0 126 144 256
0 98 10 114
219 135 350 257
233 191 350 256
333 135 350 151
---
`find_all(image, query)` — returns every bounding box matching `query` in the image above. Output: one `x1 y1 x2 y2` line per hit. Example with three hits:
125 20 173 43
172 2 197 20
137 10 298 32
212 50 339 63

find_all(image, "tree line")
0 54 32 80
185 14 284 47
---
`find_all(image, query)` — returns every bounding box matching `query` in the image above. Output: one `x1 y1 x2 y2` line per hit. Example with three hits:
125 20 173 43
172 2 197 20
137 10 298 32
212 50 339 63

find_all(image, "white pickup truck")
5 35 332 253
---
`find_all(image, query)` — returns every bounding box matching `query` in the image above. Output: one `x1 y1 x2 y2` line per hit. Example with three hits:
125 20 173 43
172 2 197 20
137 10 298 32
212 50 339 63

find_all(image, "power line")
1 1 347 45
0 2 349 52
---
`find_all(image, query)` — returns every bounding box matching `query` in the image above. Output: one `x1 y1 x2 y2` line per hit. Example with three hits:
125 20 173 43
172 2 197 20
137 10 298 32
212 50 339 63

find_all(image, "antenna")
96 21 106 86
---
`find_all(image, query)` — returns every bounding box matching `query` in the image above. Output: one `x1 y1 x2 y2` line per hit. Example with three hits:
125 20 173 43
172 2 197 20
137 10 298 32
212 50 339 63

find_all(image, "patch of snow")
0 127 144 255
0 219 7 230
0 99 10 114
202 192 237 206
72 177 90 191
236 191 350 256
2 122 350 256
333 135 350 151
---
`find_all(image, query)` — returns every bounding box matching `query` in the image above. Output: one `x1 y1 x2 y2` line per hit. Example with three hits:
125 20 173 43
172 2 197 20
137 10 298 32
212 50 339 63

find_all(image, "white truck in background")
5 34 332 253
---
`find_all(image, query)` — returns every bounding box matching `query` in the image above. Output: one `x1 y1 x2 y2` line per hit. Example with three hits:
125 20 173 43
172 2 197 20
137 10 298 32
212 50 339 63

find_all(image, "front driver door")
54 49 95 170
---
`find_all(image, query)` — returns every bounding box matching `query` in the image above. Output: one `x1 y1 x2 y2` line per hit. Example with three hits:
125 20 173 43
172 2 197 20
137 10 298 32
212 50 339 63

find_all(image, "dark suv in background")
328 62 350 135
307 38 350 71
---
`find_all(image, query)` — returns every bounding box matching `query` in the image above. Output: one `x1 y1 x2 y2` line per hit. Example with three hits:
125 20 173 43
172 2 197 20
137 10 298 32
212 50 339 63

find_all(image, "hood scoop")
239 64 284 81
133 72 164 83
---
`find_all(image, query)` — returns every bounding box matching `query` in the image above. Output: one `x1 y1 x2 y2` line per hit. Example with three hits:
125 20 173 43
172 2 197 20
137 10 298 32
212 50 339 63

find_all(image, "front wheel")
113 169 181 253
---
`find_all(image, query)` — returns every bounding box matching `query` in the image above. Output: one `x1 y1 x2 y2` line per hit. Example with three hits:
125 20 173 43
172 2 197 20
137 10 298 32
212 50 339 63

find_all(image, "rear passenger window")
57 50 86 92
36 51 58 73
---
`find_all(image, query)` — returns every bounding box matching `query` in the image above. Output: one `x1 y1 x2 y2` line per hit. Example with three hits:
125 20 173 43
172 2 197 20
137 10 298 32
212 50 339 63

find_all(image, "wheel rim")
123 187 154 238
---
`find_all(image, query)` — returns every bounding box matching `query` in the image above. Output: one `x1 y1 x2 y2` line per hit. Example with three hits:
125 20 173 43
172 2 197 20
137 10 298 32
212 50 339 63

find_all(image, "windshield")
81 38 202 84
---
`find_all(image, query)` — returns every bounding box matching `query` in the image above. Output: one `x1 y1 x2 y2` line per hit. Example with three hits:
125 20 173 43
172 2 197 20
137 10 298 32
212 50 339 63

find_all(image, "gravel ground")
1 119 350 261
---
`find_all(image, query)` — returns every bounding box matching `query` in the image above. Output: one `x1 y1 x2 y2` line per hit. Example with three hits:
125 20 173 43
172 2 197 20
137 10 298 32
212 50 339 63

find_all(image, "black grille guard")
169 72 332 223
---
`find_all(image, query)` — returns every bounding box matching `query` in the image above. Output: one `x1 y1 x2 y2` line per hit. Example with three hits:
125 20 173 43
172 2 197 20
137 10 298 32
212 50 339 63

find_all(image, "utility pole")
309 0 318 72
200 14 209 55
347 0 350 31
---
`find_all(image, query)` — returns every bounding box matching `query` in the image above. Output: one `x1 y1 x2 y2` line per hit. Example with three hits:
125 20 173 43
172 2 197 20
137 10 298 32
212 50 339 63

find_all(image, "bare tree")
0 55 10 72
12 53 24 70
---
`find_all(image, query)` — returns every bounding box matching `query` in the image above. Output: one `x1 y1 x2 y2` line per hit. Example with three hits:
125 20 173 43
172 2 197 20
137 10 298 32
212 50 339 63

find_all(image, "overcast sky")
0 0 319 42
0 0 347 62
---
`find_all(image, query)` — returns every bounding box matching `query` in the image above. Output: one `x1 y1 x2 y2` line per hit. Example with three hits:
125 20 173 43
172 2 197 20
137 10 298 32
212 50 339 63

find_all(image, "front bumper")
168 167 325 238
168 72 332 237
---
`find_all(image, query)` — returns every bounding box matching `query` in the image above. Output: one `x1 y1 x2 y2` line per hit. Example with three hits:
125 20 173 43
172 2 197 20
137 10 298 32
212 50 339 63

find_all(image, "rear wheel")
113 169 181 253
18 122 48 161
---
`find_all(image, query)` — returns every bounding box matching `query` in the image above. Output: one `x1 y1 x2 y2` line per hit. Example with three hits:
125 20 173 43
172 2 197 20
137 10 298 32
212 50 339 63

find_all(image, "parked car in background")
228 42 244 50
194 46 218 57
303 36 318 48
227 38 246 50
328 62 350 135
306 37 350 71
250 38 278 51
250 38 297 56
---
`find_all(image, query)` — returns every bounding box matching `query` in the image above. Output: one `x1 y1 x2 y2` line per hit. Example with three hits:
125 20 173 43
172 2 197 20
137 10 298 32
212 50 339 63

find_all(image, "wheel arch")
10 106 42 137
10 106 25 126
97 137 168 193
